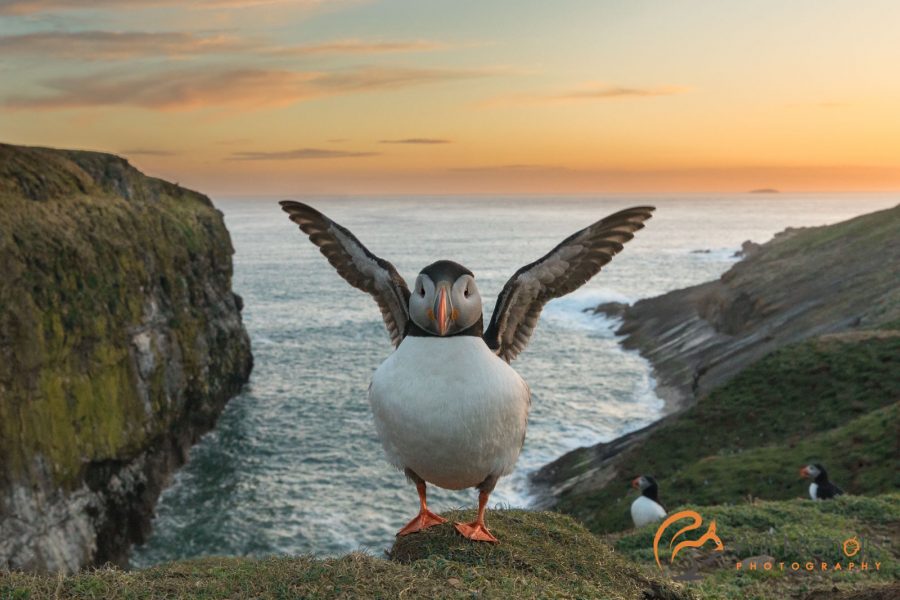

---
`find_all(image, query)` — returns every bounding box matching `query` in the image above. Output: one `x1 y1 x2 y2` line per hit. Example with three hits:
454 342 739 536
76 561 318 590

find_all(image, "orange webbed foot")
396 509 447 536
454 520 499 543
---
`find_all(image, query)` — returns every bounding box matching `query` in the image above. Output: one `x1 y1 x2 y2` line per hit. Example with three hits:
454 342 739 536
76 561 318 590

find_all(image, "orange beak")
631 477 640 489
434 285 452 336
799 466 810 479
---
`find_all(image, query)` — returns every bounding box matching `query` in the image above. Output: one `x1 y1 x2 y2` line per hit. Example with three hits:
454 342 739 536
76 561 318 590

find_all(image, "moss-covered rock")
0 143 252 572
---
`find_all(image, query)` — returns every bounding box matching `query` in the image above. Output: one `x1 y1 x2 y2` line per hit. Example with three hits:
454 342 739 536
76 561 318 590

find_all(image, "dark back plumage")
812 464 844 499
420 260 473 282
642 476 662 505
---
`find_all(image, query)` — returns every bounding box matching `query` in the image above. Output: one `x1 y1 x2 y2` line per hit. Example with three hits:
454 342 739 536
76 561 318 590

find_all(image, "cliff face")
0 143 253 572
533 205 899 520
615 204 900 409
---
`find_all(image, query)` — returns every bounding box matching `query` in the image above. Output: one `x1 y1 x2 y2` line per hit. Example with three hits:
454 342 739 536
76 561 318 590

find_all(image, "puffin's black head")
631 475 660 500
410 260 482 336
800 463 828 483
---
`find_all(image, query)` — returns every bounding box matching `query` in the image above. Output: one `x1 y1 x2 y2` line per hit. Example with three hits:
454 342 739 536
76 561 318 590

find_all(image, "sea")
131 194 897 566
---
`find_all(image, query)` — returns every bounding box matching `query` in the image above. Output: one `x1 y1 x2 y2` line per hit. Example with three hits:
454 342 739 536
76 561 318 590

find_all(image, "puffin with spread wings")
280 201 654 543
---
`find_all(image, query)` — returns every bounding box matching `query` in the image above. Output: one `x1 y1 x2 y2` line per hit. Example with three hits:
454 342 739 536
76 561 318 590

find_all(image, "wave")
540 288 631 333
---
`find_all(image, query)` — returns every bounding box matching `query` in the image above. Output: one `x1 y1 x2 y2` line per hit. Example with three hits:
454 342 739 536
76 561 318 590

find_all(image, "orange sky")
2 0 900 194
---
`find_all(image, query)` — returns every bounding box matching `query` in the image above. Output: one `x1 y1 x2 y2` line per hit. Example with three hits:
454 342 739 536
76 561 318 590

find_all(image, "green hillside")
554 330 900 534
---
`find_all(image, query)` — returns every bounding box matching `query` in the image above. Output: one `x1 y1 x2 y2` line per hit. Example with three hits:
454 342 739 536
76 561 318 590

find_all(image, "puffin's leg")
396 468 447 536
454 475 499 543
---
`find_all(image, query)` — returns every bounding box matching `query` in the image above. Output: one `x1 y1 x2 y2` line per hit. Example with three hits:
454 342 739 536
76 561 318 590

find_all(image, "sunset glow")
2 0 899 195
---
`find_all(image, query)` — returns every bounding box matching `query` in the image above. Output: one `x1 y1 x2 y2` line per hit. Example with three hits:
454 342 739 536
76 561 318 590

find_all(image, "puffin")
280 200 655 542
631 475 667 528
800 463 844 500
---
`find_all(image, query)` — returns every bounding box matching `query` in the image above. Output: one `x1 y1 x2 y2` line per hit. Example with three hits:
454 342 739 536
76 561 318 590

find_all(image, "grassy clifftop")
0 143 252 571
615 493 900 600
536 204 900 542
540 329 899 534
0 510 690 599
4 498 896 599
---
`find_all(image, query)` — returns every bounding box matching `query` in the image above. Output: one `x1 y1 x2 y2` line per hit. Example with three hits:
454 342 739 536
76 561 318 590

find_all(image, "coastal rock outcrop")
0 143 253 572
619 204 899 410
534 204 899 515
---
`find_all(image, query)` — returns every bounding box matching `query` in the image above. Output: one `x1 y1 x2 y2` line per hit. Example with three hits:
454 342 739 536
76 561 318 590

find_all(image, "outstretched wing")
484 206 655 362
280 200 410 347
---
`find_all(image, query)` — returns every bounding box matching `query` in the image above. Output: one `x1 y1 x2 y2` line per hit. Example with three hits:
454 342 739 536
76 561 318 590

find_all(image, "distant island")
749 188 779 193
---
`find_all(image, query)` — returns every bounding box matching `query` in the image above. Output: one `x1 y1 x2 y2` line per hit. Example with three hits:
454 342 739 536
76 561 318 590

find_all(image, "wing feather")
484 206 655 362
280 200 410 347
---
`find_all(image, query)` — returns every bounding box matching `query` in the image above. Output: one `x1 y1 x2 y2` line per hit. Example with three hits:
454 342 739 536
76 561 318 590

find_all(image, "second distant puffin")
800 463 844 500
631 475 667 527
281 201 654 542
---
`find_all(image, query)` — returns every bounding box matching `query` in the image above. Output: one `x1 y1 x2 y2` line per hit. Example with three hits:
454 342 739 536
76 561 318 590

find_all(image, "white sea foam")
540 288 631 333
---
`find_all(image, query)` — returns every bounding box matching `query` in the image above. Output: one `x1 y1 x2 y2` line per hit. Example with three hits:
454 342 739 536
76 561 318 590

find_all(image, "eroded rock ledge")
622 204 898 412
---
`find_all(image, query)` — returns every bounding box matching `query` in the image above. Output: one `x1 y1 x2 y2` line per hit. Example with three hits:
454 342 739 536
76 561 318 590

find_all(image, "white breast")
369 336 530 490
631 496 667 528
809 483 818 500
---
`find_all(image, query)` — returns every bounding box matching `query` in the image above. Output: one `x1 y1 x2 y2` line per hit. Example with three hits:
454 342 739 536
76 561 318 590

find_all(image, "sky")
1 0 899 195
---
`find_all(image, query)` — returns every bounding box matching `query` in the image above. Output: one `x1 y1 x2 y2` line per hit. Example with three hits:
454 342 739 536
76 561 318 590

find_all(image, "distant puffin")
281 201 654 542
631 475 667 527
800 463 844 500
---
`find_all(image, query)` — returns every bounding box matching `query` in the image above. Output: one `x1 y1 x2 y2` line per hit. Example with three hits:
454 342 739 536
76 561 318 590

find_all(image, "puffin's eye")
464 286 470 298
419 287 425 297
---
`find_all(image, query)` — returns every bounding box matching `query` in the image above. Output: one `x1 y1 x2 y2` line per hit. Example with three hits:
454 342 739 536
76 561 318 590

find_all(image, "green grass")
4 500 895 599
0 510 690 600
554 331 900 533
612 493 900 600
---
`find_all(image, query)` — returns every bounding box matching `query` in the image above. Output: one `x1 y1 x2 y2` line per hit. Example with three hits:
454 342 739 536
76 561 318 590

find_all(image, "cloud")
379 138 451 145
484 83 688 107
2 65 494 111
119 148 177 156
787 101 851 109
215 138 251 145
0 0 318 15
556 84 688 100
268 39 443 57
0 31 443 61
229 148 377 160
0 30 249 59
315 65 493 93
449 164 569 174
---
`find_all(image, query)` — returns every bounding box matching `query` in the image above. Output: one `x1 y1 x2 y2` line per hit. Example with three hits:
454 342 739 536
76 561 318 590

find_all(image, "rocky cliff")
533 204 899 525
621 204 899 410
0 143 253 572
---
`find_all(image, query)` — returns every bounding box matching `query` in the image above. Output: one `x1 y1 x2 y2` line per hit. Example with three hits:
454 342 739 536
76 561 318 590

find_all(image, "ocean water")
131 194 897 566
